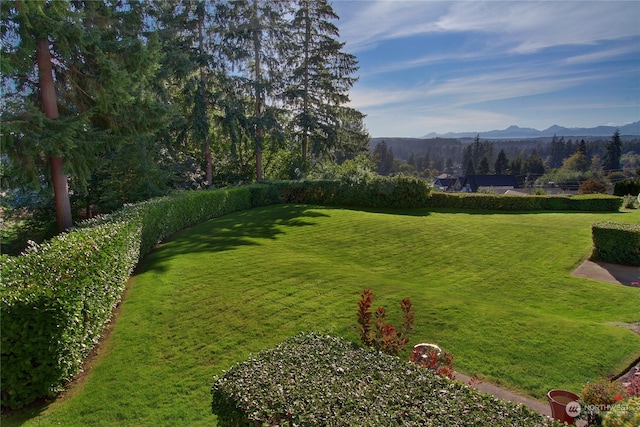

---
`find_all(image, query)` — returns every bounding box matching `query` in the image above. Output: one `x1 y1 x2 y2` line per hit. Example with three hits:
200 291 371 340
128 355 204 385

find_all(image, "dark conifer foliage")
1 0 367 233
285 0 360 166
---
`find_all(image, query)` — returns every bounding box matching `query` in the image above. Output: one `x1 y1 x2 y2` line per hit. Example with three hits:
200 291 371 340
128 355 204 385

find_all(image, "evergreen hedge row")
1 221 140 409
271 180 621 212
0 185 280 409
591 222 640 267
272 174 433 209
426 192 622 212
211 332 559 427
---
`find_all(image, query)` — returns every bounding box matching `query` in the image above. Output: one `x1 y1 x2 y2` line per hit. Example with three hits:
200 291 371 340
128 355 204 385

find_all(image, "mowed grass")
6 205 640 426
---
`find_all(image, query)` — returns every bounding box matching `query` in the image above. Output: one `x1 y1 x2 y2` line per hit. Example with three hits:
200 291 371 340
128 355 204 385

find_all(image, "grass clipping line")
211 332 559 427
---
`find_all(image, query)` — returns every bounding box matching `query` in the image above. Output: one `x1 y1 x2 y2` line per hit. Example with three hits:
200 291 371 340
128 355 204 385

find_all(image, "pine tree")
523 150 545 175
602 129 622 172
478 156 490 174
464 158 476 177
1 1 84 231
285 0 359 165
549 134 565 169
373 141 393 175
494 149 509 174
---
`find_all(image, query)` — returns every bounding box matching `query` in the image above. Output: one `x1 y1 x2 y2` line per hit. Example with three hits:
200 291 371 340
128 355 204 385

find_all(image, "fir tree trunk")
252 0 263 181
36 38 73 232
205 140 213 186
301 3 310 162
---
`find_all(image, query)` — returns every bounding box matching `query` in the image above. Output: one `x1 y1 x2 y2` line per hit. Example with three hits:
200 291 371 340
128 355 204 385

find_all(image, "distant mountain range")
422 121 640 139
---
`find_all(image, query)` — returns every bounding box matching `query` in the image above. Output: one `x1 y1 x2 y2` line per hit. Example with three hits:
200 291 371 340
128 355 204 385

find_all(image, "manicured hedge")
0 185 280 409
591 222 640 267
0 221 141 409
211 332 559 427
426 192 622 212
271 174 432 209
613 179 640 197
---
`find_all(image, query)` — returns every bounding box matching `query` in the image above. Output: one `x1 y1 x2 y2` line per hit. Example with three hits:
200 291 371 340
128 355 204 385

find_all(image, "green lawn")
5 205 640 426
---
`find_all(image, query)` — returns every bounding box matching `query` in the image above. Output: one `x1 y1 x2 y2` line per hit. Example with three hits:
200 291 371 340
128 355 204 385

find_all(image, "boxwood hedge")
591 222 640 267
212 332 559 427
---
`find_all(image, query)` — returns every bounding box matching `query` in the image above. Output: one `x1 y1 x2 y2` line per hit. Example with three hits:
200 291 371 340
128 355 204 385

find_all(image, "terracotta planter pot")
547 389 580 425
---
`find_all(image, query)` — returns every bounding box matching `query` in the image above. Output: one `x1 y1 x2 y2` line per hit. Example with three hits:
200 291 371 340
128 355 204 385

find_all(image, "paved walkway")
572 259 640 286
454 372 551 417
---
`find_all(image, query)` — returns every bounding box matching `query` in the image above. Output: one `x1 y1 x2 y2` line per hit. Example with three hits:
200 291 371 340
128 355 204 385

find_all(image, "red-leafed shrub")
356 289 414 356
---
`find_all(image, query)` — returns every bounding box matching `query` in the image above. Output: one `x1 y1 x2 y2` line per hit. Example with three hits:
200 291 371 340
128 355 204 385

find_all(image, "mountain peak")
421 121 640 139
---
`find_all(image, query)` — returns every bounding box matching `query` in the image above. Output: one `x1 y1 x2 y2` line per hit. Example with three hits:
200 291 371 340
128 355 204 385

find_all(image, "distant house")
459 175 518 193
433 177 460 192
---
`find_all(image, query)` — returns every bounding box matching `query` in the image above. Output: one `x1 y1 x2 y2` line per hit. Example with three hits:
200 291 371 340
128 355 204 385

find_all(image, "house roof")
433 178 457 186
461 175 518 192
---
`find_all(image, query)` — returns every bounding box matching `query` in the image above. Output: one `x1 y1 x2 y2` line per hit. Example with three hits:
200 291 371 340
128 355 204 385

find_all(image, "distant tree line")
1 0 368 235
372 131 640 189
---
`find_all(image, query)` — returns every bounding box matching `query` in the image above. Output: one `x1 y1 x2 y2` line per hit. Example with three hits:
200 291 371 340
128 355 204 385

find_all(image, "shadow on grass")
137 204 330 273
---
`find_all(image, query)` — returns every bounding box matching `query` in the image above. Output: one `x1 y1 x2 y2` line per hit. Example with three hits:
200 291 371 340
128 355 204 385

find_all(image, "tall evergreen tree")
155 0 220 187
478 156 490 174
549 134 565 169
1 0 84 231
2 1 169 224
494 149 509 174
285 0 359 165
373 141 393 175
464 158 476 177
218 0 291 181
602 129 622 172
523 150 545 175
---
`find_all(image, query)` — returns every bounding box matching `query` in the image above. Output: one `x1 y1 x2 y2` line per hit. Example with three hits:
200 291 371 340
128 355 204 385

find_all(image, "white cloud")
336 1 640 53
332 1 640 136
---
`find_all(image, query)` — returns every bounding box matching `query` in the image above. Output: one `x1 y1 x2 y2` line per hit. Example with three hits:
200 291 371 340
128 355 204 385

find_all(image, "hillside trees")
2 0 367 242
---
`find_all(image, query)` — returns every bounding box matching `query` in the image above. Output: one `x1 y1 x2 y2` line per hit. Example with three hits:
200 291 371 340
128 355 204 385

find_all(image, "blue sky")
330 1 640 137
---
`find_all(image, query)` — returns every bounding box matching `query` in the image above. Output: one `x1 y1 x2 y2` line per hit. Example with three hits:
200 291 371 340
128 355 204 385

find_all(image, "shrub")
602 397 640 427
622 195 638 209
579 378 629 426
272 175 432 209
211 333 558 427
409 344 455 380
581 378 627 407
579 178 608 194
591 222 640 266
356 289 414 356
614 179 640 197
